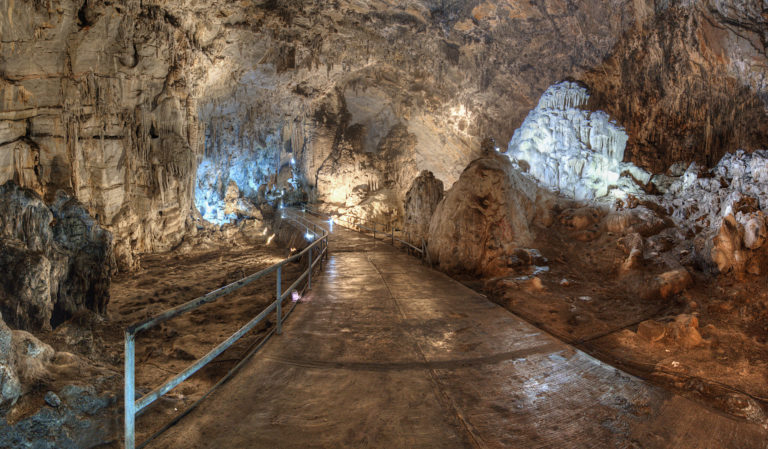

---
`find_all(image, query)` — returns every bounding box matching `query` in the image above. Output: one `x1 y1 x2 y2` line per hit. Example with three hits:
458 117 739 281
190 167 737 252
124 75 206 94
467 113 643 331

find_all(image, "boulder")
403 171 443 242
0 314 22 407
665 314 703 348
635 314 703 349
618 233 644 274
0 311 54 407
655 269 692 299
427 154 549 277
711 215 746 273
603 206 669 237
709 214 768 275
743 214 767 250
637 320 666 342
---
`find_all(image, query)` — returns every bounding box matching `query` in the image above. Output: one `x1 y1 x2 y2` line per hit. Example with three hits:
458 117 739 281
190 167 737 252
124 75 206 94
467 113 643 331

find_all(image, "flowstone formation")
428 153 554 277
506 82 649 201
656 151 768 274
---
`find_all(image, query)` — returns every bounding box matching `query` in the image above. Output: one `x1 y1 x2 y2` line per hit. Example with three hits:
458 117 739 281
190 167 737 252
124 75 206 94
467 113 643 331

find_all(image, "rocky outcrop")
710 213 768 275
1 0 766 267
506 81 650 202
0 182 113 331
403 171 444 242
427 154 553 277
1 0 202 268
0 311 54 407
585 2 768 172
0 383 117 449
316 123 420 224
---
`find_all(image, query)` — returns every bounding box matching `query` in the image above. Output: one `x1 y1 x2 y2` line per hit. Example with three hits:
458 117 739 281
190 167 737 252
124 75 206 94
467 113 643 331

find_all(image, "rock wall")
585 1 768 172
1 0 766 268
1 0 204 270
403 171 444 241
0 182 113 331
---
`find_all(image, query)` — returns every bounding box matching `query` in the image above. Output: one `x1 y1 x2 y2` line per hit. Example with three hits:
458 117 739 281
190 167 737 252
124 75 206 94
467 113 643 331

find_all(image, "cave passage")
148 214 767 448
3 1 768 447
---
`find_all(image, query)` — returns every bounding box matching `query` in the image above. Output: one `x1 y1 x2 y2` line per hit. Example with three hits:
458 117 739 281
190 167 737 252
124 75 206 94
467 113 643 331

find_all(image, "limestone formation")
403 171 444 242
0 0 765 268
584 3 768 172
506 82 649 202
427 154 551 277
0 311 54 407
0 182 113 331
0 0 767 443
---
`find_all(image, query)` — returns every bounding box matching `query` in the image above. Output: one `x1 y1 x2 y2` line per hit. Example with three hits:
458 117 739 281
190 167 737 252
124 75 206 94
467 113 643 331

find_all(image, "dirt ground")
478 214 768 425
14 222 310 446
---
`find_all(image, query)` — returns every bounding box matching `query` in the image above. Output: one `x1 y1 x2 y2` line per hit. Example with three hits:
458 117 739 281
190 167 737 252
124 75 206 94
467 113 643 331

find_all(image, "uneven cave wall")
1 0 766 268
0 0 206 270
186 0 654 221
585 1 768 172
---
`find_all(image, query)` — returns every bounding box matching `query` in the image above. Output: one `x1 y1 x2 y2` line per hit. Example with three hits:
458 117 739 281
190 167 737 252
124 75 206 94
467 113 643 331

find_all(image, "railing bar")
124 333 136 449
135 300 278 412
126 210 329 447
131 237 326 333
135 325 279 449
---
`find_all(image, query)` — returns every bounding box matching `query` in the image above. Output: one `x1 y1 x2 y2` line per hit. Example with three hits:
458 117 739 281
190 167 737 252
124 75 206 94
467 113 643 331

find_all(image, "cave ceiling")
1 0 767 261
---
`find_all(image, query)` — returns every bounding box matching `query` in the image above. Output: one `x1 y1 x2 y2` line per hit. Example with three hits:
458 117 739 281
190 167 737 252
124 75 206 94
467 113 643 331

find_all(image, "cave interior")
1 0 768 448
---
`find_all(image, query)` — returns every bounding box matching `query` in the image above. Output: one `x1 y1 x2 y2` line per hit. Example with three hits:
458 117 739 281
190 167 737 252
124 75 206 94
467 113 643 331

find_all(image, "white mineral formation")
662 150 768 231
506 82 649 201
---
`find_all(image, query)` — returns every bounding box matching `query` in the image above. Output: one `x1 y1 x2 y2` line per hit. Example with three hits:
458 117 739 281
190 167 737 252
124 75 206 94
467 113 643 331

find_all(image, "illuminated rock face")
427 154 553 277
194 131 282 225
662 151 768 232
0 0 766 267
403 171 444 242
506 82 648 201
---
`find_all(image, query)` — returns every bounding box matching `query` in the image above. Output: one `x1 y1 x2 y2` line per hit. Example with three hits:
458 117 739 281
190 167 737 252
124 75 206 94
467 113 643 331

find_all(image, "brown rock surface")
0 0 765 265
0 182 113 331
427 154 550 277
403 171 444 242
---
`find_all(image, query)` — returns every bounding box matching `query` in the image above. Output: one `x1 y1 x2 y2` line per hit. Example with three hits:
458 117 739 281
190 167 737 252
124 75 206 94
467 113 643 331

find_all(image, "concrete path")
152 218 768 448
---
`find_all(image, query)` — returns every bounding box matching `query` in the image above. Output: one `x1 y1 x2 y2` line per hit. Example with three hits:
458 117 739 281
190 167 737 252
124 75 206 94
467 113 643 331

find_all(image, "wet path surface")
153 216 768 448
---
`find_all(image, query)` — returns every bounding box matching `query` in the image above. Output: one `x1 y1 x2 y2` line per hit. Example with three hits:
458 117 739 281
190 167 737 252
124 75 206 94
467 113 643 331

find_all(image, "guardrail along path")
152 215 768 448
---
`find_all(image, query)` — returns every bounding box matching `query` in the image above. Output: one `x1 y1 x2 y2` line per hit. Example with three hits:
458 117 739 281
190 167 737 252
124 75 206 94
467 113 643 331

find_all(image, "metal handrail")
124 212 328 449
304 207 429 261
283 208 328 238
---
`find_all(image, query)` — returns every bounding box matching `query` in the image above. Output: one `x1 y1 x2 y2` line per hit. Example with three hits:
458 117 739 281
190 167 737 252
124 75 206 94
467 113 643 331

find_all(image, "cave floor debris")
482 217 768 424
151 219 768 448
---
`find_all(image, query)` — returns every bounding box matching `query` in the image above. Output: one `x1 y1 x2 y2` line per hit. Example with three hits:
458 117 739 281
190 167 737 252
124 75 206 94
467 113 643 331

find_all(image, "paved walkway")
153 218 768 448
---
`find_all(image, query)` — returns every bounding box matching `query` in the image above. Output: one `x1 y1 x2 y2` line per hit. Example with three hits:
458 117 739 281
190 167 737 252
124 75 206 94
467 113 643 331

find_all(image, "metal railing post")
125 331 136 449
392 229 394 246
307 247 312 289
373 222 376 240
276 266 282 335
